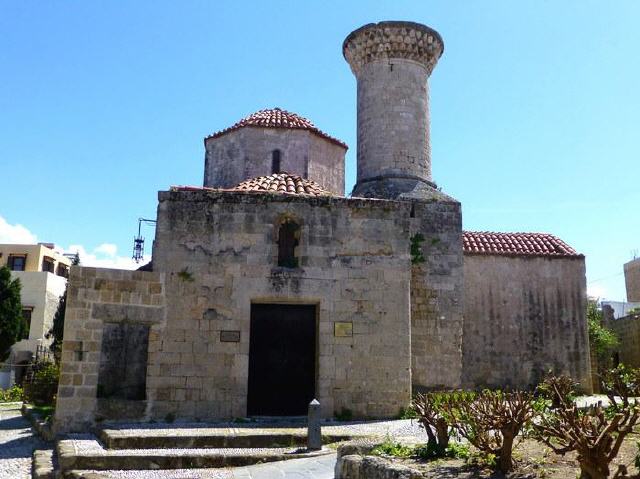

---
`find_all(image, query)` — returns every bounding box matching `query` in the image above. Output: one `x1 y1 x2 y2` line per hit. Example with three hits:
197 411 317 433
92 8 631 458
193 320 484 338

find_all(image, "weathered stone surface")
462 255 592 392
204 126 346 195
335 454 424 479
625 257 640 302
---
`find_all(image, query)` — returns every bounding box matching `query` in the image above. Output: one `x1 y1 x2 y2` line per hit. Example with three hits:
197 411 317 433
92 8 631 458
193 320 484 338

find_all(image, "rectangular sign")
334 321 353 337
220 330 241 343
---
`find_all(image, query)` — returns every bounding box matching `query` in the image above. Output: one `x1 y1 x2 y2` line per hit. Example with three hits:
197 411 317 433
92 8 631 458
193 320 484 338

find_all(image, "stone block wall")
624 258 640 302
409 195 464 390
54 267 165 432
463 255 591 392
150 189 412 420
607 312 640 368
204 128 346 195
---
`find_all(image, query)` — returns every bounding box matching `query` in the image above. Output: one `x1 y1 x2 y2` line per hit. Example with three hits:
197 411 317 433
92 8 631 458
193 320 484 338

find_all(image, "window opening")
277 220 300 268
272 150 281 174
21 308 33 339
8 255 26 271
42 256 55 273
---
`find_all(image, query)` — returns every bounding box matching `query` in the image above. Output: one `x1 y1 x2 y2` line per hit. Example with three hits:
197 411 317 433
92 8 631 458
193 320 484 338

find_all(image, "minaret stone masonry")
343 21 444 199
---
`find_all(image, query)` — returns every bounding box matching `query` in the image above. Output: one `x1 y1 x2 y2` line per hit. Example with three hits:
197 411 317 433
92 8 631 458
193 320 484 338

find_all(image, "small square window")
42 257 55 273
8 255 26 271
56 263 69 278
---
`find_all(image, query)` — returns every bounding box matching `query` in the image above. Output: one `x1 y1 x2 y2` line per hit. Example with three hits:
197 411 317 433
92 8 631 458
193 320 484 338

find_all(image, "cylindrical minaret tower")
343 21 444 199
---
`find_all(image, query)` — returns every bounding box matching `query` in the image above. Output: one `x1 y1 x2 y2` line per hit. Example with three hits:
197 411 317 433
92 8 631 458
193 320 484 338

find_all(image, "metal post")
307 399 322 450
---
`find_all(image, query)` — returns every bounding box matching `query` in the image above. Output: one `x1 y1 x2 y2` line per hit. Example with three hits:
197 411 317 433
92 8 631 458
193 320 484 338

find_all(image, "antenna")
633 249 639 260
132 218 157 263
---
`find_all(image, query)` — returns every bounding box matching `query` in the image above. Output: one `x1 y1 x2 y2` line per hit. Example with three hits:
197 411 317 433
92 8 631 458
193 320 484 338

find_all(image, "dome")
205 108 347 149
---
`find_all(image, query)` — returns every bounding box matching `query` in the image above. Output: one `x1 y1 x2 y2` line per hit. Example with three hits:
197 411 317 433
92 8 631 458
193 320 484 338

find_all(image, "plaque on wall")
220 330 241 343
334 321 353 337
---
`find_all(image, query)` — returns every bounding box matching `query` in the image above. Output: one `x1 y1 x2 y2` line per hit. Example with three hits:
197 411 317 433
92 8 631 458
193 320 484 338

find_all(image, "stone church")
54 21 591 432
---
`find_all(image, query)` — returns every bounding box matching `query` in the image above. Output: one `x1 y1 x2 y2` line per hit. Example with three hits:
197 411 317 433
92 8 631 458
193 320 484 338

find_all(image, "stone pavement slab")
231 453 336 479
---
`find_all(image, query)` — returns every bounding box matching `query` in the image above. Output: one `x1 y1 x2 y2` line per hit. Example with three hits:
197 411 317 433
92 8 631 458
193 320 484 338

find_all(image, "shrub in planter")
25 361 59 406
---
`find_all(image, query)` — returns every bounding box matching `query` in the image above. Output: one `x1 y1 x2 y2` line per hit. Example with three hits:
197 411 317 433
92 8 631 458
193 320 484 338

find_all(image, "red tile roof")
233 173 331 196
463 231 582 258
205 108 348 149
171 173 332 197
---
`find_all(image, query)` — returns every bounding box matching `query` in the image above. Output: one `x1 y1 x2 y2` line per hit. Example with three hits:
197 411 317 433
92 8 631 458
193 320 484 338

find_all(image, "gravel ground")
102 418 429 440
0 402 46 479
72 453 337 478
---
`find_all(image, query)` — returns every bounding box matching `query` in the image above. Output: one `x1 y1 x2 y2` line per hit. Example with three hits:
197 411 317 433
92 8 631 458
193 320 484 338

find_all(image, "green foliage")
467 451 497 469
397 404 418 419
46 288 66 361
0 266 25 361
0 385 24 402
334 407 353 421
177 268 194 282
414 441 471 460
371 437 414 458
31 405 54 421
24 362 59 406
588 299 619 357
410 233 426 264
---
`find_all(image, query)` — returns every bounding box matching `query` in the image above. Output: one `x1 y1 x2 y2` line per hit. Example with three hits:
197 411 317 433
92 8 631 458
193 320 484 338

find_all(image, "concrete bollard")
307 399 322 450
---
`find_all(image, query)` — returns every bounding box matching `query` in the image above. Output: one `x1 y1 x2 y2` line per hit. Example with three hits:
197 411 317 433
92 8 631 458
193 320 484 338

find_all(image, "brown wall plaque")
334 321 353 337
220 330 241 343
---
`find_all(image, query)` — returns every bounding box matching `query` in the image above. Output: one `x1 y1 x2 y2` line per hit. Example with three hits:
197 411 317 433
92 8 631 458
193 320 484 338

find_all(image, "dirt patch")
378 434 640 478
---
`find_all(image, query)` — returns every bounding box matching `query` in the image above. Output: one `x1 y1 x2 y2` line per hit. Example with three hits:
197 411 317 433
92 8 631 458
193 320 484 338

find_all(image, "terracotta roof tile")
463 231 582 258
171 173 332 197
232 173 331 196
205 108 348 149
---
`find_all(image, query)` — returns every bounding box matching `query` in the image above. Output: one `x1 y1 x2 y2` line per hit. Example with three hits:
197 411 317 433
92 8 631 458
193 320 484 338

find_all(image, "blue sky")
1 1 638 300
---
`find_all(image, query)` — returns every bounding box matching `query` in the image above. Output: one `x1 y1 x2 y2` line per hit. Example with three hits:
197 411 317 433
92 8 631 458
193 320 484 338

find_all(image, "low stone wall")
335 441 423 479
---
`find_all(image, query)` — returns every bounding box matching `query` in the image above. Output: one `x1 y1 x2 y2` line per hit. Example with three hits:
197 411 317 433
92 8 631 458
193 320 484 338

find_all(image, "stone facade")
605 309 640 369
54 267 165 431
53 19 592 432
204 124 346 195
463 255 591 392
624 257 640 302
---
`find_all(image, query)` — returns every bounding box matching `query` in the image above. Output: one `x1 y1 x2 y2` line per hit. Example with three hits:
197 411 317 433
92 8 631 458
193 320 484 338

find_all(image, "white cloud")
94 243 118 257
587 283 609 301
65 244 141 271
0 216 38 244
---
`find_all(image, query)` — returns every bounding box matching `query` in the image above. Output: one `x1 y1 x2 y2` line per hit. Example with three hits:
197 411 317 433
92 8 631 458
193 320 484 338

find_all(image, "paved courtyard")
0 403 46 479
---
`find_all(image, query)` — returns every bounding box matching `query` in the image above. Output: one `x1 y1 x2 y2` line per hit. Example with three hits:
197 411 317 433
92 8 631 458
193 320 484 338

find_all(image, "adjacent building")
0 243 71 387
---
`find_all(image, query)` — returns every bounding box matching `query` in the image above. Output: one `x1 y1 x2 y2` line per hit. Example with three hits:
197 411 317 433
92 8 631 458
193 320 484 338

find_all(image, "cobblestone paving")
0 403 46 479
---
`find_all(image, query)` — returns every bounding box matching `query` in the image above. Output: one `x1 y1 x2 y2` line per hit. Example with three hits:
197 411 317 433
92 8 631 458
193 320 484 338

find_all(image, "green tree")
588 299 618 358
46 251 78 361
46 289 66 361
0 266 25 361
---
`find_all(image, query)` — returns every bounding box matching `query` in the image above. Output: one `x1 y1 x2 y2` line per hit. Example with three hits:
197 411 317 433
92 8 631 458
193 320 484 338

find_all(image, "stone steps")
99 427 354 450
56 435 333 472
65 468 233 478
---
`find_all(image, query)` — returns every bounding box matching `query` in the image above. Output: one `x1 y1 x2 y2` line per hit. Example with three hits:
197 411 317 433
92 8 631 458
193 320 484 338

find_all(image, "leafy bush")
0 385 24 402
397 404 418 419
334 407 353 421
444 390 535 474
414 391 471 456
371 438 414 458
534 367 640 479
414 441 471 460
24 361 59 406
